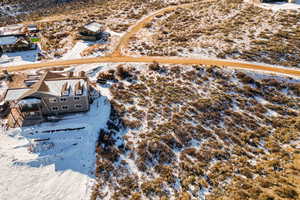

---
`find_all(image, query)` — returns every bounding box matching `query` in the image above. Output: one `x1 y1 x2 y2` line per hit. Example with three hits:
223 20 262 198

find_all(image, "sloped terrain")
127 0 300 68
93 64 300 199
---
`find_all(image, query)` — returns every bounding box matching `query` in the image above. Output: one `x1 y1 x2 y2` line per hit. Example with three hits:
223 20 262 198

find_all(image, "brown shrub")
123 119 142 129
148 61 161 71
141 178 166 197
116 65 131 80
275 186 298 199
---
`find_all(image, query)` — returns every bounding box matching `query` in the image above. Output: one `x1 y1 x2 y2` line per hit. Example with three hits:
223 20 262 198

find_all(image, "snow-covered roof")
43 79 88 96
27 24 38 31
3 71 89 102
4 88 31 101
83 22 103 33
0 24 24 36
18 98 41 105
0 36 17 45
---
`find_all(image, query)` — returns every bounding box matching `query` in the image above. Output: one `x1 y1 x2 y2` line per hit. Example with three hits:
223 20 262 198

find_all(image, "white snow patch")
0 96 111 200
62 41 90 60
260 0 300 10
0 48 40 67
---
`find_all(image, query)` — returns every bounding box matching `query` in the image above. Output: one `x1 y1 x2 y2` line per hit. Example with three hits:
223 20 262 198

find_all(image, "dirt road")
4 56 300 77
2 2 300 78
111 3 194 56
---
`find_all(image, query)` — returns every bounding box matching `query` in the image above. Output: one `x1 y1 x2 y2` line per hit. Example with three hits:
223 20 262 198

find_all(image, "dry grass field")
92 63 300 199
127 0 300 68
3 0 201 58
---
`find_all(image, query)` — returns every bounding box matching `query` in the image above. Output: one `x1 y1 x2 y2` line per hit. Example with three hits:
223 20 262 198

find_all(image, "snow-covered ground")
260 0 300 10
0 48 40 67
0 97 111 200
62 41 90 60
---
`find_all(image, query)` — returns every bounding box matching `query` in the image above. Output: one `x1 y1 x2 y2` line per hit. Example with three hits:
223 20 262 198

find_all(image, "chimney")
78 71 86 78
2 69 8 75
67 71 74 78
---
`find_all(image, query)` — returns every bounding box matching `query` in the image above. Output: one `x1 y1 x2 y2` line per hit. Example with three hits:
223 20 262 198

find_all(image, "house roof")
45 79 87 96
83 22 104 33
0 36 17 45
0 24 24 36
27 24 38 31
4 88 31 101
4 71 89 102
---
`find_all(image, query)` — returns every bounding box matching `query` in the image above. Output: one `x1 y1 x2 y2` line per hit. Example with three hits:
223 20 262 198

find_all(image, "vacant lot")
92 63 300 199
127 0 300 68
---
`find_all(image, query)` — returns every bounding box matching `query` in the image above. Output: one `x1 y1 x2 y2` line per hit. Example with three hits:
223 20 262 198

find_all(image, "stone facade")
4 71 92 127
41 95 90 115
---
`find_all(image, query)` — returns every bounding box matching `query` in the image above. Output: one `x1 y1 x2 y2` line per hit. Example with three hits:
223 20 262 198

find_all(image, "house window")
49 98 57 103
62 91 69 96
30 112 35 115
52 106 59 111
62 105 69 110
60 98 67 102
75 104 82 109
76 90 83 95
74 97 80 101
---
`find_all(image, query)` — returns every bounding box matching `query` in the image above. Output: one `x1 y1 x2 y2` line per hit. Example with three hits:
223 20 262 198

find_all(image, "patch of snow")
255 96 269 105
260 0 300 10
0 96 111 200
199 187 210 200
0 81 8 95
18 98 41 105
62 41 90 60
0 47 40 67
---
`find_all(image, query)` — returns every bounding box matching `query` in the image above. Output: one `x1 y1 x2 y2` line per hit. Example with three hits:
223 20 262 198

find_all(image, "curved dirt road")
2 2 300 78
111 3 194 56
4 56 300 77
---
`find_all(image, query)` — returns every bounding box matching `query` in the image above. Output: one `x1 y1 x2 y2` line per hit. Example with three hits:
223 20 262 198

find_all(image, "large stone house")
3 71 91 127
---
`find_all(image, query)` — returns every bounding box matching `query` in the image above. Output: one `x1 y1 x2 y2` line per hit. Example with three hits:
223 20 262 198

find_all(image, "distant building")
27 24 39 33
0 24 25 36
0 24 39 56
78 22 105 41
3 71 92 127
0 35 36 53
260 0 291 2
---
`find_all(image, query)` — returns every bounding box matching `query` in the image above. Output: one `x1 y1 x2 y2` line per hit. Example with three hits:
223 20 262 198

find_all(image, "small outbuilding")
78 22 105 41
27 24 39 33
